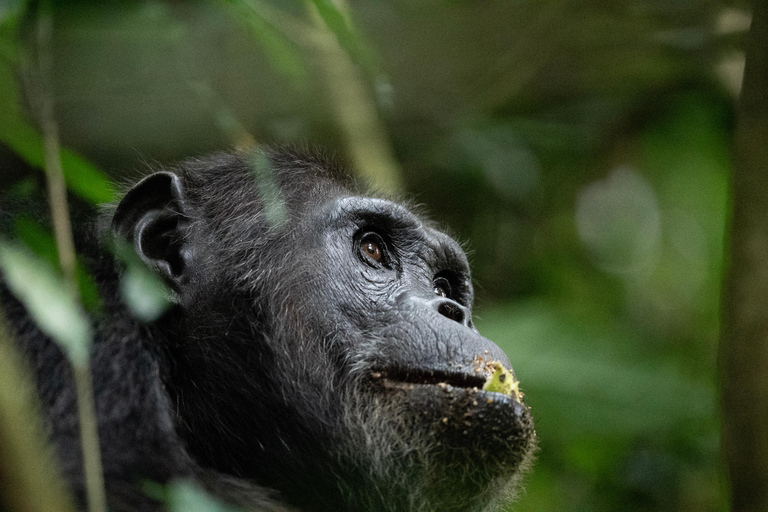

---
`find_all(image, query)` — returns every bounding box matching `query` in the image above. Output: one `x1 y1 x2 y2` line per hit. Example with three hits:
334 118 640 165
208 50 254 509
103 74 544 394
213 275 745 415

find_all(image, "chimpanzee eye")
358 232 387 266
433 277 452 298
362 240 382 262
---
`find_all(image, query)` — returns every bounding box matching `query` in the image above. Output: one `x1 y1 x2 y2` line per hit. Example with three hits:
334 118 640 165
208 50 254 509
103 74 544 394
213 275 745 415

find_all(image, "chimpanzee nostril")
438 301 467 325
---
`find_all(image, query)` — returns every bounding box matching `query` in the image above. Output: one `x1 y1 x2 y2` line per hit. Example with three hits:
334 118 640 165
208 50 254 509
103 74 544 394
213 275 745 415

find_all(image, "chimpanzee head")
111 149 535 512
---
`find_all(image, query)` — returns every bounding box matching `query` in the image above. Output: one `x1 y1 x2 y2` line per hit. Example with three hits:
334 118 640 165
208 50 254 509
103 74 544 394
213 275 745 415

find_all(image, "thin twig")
306 1 404 193
33 4 107 512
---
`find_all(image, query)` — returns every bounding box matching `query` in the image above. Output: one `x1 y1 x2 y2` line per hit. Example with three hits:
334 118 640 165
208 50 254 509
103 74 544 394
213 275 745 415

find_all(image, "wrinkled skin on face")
2 149 535 512
295 196 535 509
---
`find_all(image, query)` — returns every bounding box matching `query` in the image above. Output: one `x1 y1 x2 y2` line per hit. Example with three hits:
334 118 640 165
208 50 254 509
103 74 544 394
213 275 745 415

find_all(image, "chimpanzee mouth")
370 367 488 391
369 366 533 452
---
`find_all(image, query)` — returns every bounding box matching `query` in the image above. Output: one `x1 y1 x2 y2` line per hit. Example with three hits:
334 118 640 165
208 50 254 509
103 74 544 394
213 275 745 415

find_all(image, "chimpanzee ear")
112 171 192 288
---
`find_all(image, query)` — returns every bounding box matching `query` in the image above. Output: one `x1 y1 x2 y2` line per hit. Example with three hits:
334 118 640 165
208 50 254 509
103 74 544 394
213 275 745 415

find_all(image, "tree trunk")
721 2 768 511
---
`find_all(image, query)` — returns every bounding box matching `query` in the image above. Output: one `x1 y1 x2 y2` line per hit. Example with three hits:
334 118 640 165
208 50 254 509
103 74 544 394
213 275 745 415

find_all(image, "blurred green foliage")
0 240 92 366
145 480 243 512
0 0 744 510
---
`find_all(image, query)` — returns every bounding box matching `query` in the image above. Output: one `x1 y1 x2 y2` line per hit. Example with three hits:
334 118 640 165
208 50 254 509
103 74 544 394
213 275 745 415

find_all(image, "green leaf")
0 14 114 205
13 216 102 314
112 240 171 322
120 264 171 322
0 240 92 366
0 0 24 62
60 150 116 204
0 110 115 204
164 480 243 512
13 216 59 267
249 150 288 228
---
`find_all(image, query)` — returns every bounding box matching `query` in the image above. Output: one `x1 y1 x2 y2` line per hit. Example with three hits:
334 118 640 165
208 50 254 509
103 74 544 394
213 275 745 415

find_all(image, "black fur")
1 148 535 512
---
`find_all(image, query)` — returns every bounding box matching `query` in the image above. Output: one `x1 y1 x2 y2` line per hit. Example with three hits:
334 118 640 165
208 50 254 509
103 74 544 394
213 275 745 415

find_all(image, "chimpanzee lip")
369 366 527 410
370 367 488 391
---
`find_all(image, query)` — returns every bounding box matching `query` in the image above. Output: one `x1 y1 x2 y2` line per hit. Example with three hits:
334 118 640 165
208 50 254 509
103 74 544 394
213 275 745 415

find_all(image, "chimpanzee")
0 148 535 512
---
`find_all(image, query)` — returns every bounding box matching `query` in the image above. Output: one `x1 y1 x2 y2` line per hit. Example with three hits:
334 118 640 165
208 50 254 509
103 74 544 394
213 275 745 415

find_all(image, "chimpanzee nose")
434 299 473 328
399 292 476 330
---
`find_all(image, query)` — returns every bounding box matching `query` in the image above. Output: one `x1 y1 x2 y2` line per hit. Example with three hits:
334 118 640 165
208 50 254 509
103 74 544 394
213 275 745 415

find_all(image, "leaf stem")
306 1 404 193
32 4 107 512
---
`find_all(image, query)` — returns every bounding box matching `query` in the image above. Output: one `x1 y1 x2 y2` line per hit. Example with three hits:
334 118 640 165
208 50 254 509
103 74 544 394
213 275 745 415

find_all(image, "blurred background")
0 0 749 510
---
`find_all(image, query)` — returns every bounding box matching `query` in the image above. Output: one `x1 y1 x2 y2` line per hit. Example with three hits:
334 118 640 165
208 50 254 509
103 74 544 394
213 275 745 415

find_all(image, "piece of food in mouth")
482 361 521 402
